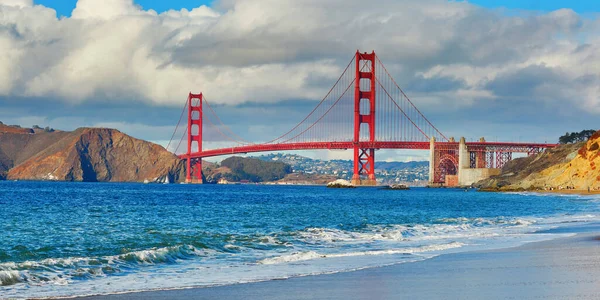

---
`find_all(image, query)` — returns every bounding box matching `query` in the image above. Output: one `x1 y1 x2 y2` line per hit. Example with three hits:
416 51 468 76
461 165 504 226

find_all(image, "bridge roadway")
179 141 558 159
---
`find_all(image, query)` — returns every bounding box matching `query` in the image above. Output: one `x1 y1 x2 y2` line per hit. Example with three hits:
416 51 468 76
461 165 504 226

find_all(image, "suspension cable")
278 58 371 144
166 97 189 152
175 126 188 155
261 54 357 144
375 56 448 141
279 79 355 144
375 77 430 140
203 95 251 145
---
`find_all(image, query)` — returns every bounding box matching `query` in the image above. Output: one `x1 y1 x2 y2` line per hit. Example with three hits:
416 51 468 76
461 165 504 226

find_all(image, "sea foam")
258 242 464 265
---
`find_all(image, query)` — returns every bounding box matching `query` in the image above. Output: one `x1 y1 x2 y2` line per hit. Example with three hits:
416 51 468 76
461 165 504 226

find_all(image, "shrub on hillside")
221 157 292 182
559 130 597 144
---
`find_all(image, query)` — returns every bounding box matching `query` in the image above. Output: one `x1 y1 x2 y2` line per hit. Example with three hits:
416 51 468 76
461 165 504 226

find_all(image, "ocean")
1 181 599 299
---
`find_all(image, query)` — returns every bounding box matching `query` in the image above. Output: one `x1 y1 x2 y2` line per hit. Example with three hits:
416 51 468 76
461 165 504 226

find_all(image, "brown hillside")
0 131 72 179
0 123 34 135
477 131 600 191
7 128 185 183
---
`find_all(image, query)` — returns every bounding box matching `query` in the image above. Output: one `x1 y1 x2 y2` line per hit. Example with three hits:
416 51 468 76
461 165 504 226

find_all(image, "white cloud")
0 0 597 116
71 0 144 20
0 0 31 8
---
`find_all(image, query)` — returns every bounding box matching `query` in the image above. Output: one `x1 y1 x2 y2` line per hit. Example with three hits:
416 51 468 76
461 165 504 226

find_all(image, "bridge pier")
428 137 436 186
457 137 470 185
186 157 203 184
455 137 501 186
351 147 377 186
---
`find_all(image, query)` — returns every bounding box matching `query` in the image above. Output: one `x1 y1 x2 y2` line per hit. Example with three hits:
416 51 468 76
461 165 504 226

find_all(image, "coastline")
72 224 600 300
535 189 600 196
479 188 600 196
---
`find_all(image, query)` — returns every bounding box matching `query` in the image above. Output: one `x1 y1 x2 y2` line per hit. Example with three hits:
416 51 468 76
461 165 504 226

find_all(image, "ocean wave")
294 217 535 245
0 245 213 287
0 270 25 286
435 217 535 227
118 245 205 264
257 242 464 265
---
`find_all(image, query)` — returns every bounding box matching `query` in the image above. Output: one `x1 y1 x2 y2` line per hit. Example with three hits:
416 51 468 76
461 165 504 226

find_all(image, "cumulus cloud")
0 0 31 8
71 0 144 19
0 0 598 117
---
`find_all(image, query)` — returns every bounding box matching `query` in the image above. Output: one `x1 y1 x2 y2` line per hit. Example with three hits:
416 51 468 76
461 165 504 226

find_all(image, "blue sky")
35 0 213 16
470 0 600 13
35 0 600 17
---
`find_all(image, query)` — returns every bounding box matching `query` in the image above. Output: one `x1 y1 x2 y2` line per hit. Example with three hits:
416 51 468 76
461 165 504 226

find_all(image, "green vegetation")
559 130 597 144
221 157 292 182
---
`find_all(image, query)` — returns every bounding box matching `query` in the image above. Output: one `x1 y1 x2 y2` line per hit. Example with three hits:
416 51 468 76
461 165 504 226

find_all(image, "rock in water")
6 128 185 183
326 179 356 188
384 184 410 190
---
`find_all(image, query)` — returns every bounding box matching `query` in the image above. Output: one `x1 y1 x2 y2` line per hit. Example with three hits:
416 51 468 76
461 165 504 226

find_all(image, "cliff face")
3 127 184 183
477 132 600 191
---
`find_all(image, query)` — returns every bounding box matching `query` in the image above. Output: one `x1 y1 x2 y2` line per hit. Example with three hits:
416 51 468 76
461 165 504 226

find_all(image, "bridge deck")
179 141 558 159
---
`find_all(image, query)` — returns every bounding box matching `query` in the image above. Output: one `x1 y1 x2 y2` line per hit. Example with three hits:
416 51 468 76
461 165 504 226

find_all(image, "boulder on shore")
326 179 356 188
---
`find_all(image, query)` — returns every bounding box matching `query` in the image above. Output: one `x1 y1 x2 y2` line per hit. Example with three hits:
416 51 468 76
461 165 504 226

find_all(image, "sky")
0 0 599 162
34 0 213 16
31 0 600 17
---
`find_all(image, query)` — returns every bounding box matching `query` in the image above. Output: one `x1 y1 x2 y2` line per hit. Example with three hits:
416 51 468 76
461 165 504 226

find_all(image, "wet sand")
536 189 600 196
75 224 600 300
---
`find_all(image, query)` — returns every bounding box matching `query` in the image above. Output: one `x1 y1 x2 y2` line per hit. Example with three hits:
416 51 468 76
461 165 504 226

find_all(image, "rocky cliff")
1 126 184 183
477 131 600 191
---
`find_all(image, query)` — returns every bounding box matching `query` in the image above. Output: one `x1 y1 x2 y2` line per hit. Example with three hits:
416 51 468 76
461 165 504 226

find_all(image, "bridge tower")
351 51 377 186
186 93 203 183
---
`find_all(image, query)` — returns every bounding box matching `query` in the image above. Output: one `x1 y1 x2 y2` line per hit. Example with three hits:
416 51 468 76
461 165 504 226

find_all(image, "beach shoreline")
70 224 600 300
479 188 600 196
535 189 600 195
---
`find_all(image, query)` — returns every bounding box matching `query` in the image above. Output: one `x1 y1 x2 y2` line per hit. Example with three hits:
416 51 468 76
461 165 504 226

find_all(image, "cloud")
0 0 31 8
0 0 599 156
71 0 143 20
0 0 596 111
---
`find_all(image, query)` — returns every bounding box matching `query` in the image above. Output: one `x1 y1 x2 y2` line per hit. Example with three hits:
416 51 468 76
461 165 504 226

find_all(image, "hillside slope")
4 128 184 183
202 157 292 183
477 132 600 191
0 126 72 179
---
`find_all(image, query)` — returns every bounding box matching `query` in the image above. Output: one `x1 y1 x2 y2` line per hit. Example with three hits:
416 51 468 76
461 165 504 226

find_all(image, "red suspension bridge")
169 51 556 186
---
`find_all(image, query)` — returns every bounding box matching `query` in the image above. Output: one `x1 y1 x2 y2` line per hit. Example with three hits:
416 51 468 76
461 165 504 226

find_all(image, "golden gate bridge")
168 51 556 186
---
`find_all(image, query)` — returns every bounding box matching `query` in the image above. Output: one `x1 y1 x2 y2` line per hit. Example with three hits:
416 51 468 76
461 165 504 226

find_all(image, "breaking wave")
294 216 539 246
0 245 212 287
258 242 464 265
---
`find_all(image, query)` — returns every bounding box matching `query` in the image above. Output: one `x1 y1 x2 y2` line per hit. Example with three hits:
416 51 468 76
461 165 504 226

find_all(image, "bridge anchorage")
171 50 557 186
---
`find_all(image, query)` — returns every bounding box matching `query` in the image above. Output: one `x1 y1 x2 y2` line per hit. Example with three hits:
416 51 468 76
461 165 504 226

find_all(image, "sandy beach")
536 189 600 196
74 224 600 300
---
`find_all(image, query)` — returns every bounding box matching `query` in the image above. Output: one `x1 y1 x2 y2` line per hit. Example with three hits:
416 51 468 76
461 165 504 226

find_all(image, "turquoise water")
1 182 599 298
